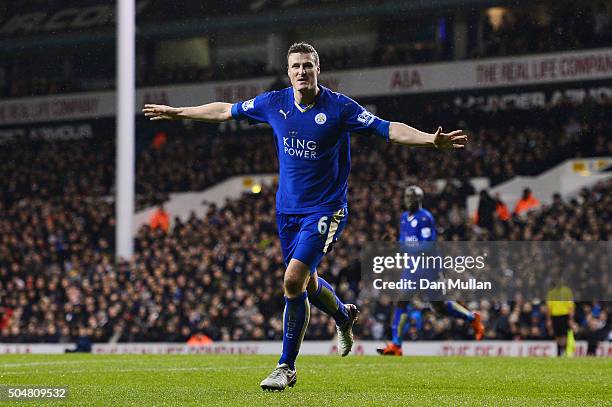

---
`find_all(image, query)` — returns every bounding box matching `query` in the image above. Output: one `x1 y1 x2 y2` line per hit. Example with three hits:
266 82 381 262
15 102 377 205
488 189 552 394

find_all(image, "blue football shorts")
276 207 348 274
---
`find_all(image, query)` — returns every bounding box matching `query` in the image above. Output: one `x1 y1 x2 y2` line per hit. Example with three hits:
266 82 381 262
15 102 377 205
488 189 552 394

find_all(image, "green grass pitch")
0 354 610 406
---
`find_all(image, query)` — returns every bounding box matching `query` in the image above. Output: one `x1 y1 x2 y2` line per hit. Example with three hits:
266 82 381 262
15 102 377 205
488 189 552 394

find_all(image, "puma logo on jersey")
279 109 288 119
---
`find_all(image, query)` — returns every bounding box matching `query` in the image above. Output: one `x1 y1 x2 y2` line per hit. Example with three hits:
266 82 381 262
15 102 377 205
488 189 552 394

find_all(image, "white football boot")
337 304 359 356
260 363 297 391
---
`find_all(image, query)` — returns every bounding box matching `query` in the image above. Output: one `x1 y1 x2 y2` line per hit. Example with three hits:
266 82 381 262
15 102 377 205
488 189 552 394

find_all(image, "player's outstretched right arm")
142 102 233 122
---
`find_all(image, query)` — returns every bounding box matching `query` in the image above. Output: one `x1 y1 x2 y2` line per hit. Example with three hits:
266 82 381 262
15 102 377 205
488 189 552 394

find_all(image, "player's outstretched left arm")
389 122 467 149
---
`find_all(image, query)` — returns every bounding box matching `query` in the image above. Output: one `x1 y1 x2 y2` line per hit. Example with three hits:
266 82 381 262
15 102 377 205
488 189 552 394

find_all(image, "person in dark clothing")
477 190 497 231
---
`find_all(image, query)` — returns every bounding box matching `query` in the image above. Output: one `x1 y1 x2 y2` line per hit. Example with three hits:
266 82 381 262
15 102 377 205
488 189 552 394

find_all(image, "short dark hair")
287 42 319 66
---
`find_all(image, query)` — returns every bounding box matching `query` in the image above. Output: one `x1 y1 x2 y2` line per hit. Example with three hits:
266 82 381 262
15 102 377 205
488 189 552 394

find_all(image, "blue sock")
391 307 408 346
278 292 310 369
308 277 348 327
445 301 474 321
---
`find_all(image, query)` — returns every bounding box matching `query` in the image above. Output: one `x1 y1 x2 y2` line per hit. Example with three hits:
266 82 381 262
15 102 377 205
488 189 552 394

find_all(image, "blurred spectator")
514 188 541 216
65 327 92 353
187 331 213 345
150 205 170 232
152 131 168 150
593 2 612 45
476 190 496 231
586 307 609 355
494 193 510 221
491 304 513 339
0 307 13 330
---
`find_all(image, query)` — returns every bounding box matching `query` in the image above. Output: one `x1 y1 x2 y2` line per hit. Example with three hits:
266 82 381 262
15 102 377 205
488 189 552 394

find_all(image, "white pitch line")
0 365 267 376
0 360 463 376
0 360 92 368
0 359 134 368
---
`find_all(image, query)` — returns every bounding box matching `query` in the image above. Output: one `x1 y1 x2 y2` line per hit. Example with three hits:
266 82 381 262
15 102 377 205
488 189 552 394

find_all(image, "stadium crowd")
1 65 611 345
0 96 610 345
478 2 612 58
0 130 278 211
1 172 610 344
2 94 610 211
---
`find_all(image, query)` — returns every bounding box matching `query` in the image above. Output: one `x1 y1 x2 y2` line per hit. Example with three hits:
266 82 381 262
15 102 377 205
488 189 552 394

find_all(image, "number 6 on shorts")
317 216 328 235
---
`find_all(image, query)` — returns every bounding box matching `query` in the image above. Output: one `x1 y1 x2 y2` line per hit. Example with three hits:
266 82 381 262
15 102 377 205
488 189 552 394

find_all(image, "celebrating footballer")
143 42 468 391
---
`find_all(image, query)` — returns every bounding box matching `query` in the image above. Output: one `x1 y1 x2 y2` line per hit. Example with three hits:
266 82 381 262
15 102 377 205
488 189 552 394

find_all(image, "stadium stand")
0 0 610 349
0 174 609 343
1 95 609 210
1 1 609 97
0 99 610 343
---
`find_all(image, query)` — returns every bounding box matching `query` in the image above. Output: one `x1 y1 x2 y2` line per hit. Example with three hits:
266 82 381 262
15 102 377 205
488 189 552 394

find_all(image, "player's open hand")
433 126 468 149
142 104 180 121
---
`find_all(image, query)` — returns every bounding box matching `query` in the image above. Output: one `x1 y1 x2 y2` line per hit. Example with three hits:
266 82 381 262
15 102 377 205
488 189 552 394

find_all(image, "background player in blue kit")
143 42 467 391
378 185 484 356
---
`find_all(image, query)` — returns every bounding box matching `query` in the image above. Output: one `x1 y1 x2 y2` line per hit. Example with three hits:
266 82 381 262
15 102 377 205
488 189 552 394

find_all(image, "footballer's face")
404 188 423 211
287 52 319 92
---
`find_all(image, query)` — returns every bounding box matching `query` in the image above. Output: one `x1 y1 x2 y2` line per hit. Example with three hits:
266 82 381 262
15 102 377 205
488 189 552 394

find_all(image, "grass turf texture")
0 354 610 406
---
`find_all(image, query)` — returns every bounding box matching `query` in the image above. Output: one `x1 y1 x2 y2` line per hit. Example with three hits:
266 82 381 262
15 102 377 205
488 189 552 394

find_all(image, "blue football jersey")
231 85 389 214
399 208 437 242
